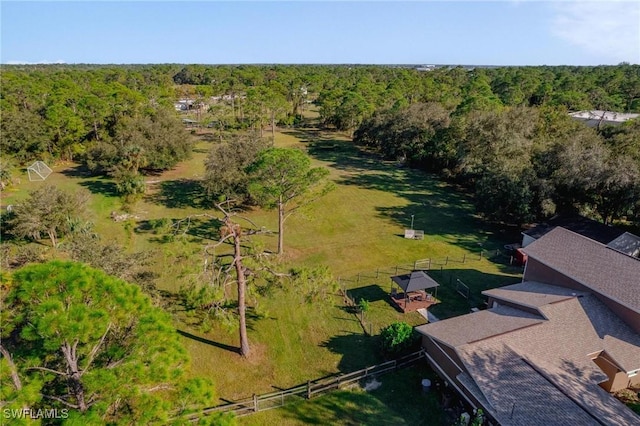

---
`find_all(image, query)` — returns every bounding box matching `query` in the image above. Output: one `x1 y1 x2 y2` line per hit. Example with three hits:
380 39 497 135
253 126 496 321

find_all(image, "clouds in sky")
551 1 640 64
6 60 66 65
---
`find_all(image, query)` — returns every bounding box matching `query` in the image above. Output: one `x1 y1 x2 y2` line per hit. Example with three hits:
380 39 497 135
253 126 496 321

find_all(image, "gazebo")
390 270 440 311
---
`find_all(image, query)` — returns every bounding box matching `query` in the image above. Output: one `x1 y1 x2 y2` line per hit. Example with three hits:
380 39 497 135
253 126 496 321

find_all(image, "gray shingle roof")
415 304 543 347
458 341 639 426
482 281 584 309
390 271 439 293
418 282 640 425
458 343 601 426
523 227 640 313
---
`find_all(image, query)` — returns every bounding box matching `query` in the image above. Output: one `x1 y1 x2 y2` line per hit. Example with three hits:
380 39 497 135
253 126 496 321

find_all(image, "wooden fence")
337 250 510 286
182 350 426 421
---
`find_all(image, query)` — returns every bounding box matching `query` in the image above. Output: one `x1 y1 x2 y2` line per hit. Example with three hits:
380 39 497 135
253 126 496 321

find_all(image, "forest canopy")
1 63 639 225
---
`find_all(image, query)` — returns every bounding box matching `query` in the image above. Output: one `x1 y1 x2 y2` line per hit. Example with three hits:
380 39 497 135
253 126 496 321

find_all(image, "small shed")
390 271 439 309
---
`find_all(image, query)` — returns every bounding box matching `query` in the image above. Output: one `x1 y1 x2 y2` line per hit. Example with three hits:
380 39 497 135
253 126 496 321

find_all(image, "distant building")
174 99 194 111
210 94 246 103
174 99 208 112
569 110 639 127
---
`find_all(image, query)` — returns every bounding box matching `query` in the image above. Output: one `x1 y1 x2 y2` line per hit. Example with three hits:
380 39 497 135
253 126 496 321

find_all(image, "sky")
1 1 639 66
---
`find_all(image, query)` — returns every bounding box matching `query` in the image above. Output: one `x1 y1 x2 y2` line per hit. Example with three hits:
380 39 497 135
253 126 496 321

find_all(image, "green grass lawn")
1 123 522 423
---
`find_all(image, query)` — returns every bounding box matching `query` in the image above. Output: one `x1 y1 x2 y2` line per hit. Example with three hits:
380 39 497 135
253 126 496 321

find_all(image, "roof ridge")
518 352 608 426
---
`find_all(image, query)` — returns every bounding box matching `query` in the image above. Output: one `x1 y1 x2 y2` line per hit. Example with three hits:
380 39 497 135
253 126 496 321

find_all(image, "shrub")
379 321 418 356
357 298 370 313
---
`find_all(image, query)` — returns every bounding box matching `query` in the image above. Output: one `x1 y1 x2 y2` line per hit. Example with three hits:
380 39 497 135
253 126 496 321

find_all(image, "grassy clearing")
1 122 522 422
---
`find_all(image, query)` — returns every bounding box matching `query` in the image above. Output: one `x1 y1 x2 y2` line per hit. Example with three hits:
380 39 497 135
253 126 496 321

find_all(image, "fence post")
369 324 373 336
428 258 431 270
307 380 311 399
463 253 466 263
445 256 449 265
253 394 258 412
395 265 398 274
413 260 417 269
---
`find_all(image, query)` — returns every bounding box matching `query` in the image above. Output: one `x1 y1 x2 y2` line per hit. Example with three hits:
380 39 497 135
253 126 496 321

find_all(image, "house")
521 215 625 248
174 99 208 112
569 110 639 127
416 227 640 425
174 99 194 111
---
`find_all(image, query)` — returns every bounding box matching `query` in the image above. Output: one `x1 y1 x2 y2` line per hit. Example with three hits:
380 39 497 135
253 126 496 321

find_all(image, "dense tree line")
3 64 639 164
354 103 640 225
2 63 639 224
0 67 191 176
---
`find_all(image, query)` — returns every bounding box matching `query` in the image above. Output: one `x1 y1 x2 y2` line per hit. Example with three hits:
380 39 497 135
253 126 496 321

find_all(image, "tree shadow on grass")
147 179 209 209
320 333 381 373
308 139 385 173
347 284 389 303
302 133 521 256
134 216 221 242
177 329 240 355
177 305 267 355
60 165 121 199
283 128 383 173
60 163 93 178
77 177 119 198
345 284 404 313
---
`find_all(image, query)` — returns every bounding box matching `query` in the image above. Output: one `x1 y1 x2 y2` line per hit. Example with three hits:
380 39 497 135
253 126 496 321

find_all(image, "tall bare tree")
176 203 272 358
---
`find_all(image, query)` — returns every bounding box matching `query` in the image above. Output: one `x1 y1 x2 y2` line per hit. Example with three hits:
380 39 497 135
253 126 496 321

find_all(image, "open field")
1 123 522 423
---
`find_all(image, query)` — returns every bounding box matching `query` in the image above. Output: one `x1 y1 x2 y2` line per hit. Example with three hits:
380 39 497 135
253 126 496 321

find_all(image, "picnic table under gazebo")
390 270 440 313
